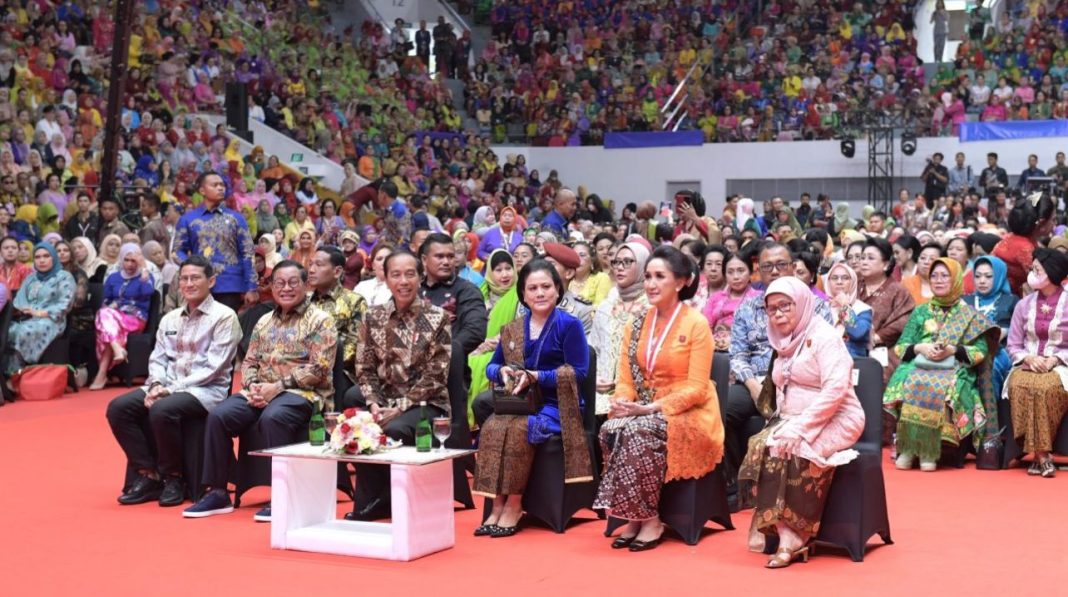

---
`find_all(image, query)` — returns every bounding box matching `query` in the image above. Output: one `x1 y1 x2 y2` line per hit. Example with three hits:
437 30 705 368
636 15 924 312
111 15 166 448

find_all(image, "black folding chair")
232 348 354 507
482 347 600 533
811 356 892 561
0 302 13 402
1002 392 1068 467
111 290 164 387
445 348 476 509
36 315 77 393
603 351 735 545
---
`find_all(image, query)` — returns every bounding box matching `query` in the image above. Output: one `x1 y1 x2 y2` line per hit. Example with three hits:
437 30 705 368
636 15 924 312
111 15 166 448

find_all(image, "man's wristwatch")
278 374 296 392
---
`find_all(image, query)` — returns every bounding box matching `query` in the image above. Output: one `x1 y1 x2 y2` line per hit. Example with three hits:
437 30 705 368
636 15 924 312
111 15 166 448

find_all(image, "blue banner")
959 119 1068 143
604 130 704 149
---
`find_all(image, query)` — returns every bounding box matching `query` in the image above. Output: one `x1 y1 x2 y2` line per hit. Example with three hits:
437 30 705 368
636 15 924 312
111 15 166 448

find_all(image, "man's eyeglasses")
272 279 304 290
610 258 636 269
759 261 792 273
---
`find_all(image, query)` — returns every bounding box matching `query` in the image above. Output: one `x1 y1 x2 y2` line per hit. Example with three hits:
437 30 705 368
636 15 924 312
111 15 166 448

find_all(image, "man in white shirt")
34 104 63 142
105 256 241 508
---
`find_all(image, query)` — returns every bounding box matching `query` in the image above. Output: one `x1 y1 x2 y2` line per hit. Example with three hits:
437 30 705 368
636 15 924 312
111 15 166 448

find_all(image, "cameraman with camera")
979 152 1009 199
1017 154 1044 191
1047 151 1068 198
921 153 949 207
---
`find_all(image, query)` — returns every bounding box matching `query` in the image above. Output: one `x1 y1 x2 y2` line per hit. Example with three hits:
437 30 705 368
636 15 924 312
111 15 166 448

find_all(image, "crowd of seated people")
7 149 1066 565
7 0 1068 569
466 0 1068 145
465 0 927 144
936 0 1068 132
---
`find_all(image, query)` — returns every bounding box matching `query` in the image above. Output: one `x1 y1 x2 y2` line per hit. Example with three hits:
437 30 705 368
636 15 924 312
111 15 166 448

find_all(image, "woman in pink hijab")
738 276 865 568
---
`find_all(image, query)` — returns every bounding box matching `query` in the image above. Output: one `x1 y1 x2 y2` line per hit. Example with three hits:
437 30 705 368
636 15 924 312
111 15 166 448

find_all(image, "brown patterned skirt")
1009 370 1068 454
473 414 535 498
593 413 668 521
739 418 835 546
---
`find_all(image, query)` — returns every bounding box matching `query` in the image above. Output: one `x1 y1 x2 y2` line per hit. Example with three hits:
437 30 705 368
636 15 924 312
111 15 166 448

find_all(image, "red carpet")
0 388 1062 596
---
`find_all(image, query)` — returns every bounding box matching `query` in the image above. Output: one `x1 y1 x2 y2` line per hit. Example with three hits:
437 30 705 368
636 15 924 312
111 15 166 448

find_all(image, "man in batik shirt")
183 260 336 522
307 246 367 402
173 172 258 312
345 250 452 522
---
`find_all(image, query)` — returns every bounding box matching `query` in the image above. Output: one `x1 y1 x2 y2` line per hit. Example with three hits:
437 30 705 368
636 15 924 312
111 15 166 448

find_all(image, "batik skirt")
593 413 668 521
473 414 535 498
893 367 968 462
1009 370 1068 454
739 417 835 549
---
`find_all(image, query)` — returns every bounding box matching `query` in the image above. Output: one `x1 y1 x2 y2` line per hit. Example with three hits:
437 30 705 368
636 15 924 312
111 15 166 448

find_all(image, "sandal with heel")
766 545 811 569
1041 459 1057 478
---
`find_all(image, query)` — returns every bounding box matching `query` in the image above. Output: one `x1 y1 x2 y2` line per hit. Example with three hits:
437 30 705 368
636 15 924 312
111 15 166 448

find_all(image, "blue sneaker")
253 505 271 522
182 489 234 518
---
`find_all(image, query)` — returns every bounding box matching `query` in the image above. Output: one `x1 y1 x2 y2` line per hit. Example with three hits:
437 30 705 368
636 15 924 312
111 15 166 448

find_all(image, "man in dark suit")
418 233 487 412
415 20 431 67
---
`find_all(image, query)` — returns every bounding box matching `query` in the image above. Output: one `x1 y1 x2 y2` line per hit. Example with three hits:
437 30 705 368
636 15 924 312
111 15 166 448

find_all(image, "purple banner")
604 130 704 149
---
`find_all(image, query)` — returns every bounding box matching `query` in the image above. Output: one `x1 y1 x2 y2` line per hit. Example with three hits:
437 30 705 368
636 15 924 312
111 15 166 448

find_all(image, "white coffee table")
251 443 475 561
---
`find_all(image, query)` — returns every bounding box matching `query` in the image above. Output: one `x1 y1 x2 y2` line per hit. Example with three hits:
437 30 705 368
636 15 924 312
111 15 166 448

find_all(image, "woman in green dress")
468 250 521 421
883 257 1000 472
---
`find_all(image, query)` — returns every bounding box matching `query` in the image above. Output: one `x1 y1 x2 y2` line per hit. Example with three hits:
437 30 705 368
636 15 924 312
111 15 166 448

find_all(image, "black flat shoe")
474 524 499 537
490 525 519 538
628 537 662 552
611 535 637 549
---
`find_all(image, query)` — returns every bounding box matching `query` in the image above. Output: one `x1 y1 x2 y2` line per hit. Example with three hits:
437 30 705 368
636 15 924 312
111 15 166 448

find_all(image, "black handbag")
492 319 546 416
493 368 542 416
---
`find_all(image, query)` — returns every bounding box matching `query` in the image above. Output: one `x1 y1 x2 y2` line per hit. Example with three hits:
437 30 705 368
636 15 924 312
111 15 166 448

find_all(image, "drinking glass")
324 412 340 436
432 417 452 452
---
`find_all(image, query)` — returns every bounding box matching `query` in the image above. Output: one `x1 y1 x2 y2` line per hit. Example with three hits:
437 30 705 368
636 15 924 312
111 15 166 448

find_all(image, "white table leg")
389 459 455 560
271 456 337 550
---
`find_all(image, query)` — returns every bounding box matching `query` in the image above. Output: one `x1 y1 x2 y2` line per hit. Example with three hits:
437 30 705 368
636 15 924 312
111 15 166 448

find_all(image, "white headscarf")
736 197 755 232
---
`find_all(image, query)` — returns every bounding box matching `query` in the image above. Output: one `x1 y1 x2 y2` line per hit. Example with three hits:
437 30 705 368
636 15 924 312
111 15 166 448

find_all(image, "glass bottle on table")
416 401 432 452
309 407 325 446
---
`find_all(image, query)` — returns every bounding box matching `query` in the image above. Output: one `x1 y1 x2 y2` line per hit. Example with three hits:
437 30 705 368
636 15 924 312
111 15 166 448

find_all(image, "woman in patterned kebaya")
884 258 999 473
595 246 723 552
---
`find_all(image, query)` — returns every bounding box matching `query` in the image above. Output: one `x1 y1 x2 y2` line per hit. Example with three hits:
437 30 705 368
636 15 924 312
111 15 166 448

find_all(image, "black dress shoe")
611 535 637 549
628 536 662 552
118 475 163 505
490 525 519 538
474 524 498 537
158 477 185 507
344 498 390 521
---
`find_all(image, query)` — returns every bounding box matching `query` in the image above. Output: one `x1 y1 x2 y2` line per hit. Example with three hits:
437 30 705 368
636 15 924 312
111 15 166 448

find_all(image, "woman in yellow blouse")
569 241 612 306
595 246 724 551
283 204 316 250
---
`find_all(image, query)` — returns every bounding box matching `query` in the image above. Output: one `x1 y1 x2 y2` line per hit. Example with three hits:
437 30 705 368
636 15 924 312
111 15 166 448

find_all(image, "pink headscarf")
827 262 859 306
764 277 816 357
